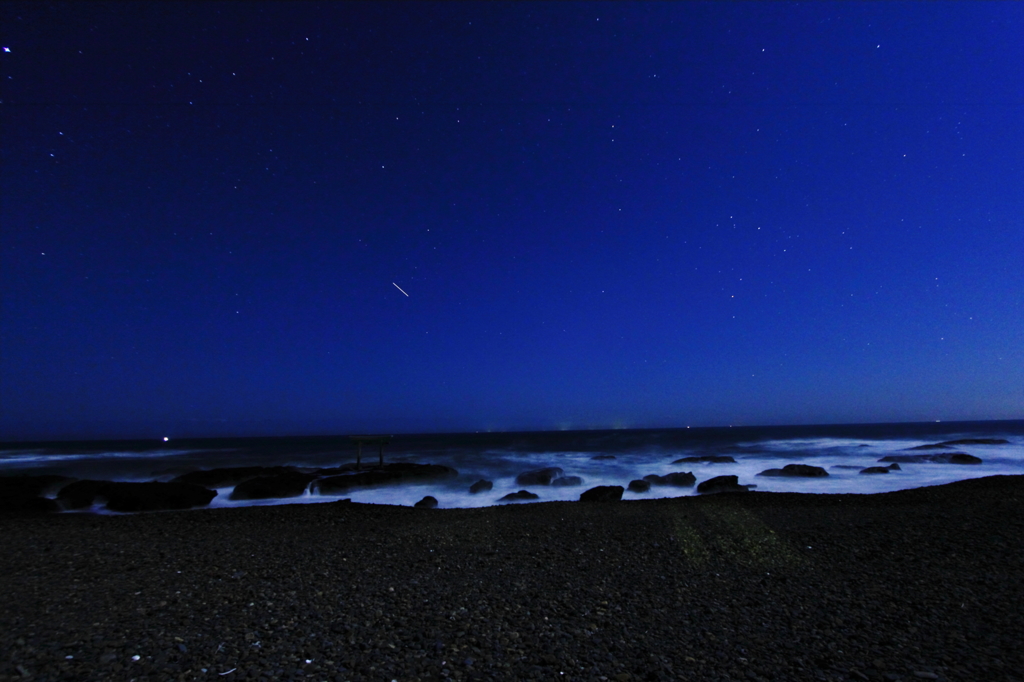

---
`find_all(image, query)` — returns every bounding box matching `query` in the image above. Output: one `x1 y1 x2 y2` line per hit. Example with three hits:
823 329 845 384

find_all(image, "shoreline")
2 476 1022 681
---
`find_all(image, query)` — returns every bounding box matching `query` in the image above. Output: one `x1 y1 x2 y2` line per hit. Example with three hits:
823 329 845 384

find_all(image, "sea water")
1 420 1022 512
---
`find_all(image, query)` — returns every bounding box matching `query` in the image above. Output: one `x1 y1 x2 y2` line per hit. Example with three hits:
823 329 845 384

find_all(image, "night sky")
2 2 1022 440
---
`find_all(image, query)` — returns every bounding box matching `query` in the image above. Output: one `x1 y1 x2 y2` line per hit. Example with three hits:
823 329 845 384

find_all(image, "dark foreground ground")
2 476 1022 682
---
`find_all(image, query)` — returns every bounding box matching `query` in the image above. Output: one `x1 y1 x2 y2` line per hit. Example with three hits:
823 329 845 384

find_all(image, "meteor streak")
393 282 409 297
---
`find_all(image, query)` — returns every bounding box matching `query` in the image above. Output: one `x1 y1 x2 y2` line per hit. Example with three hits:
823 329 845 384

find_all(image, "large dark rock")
756 464 829 478
11 497 63 513
314 463 459 494
102 482 217 512
57 480 110 509
172 466 300 488
906 438 1008 450
551 476 583 487
499 490 539 502
627 479 651 493
642 472 696 487
414 496 438 509
0 474 73 498
230 472 316 500
579 486 624 502
672 455 736 464
697 475 753 494
57 480 217 511
0 475 72 514
515 467 564 486
469 479 493 494
879 453 983 465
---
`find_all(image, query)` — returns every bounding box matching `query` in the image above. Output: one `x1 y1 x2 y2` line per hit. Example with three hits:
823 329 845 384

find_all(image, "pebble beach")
2 475 1022 682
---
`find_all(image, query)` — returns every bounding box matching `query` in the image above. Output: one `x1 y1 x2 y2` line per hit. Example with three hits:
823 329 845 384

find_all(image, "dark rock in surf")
906 438 1008 450
551 476 583 487
469 479 493 494
414 496 438 509
627 479 651 493
314 463 459 494
591 455 617 460
697 475 753 494
499 490 539 502
579 485 624 502
948 453 982 464
831 465 864 470
642 472 696 487
879 454 926 463
860 463 900 474
230 472 316 500
879 453 983 465
664 471 697 486
515 467 564 486
101 482 217 511
941 438 1007 446
672 455 736 464
757 464 829 478
172 466 300 488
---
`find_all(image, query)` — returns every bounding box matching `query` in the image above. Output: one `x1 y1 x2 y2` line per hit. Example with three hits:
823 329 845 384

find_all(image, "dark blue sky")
2 2 1022 439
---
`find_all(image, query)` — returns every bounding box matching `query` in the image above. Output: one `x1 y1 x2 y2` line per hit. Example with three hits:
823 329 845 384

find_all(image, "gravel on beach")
2 475 1022 682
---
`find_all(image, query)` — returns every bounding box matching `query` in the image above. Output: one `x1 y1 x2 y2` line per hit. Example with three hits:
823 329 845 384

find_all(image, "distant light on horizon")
163 436 169 441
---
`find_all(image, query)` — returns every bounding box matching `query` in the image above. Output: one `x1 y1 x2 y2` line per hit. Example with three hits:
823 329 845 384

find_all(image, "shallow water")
2 420 1022 511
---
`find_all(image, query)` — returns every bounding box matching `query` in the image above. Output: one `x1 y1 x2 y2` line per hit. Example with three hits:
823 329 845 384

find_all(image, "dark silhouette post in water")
349 435 392 469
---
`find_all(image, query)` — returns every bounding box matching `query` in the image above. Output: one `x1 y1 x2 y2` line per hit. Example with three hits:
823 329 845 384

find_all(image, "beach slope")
1 475 1022 681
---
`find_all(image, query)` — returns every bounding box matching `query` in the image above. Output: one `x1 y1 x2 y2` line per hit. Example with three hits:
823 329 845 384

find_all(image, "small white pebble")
65 655 73 660
132 655 140 661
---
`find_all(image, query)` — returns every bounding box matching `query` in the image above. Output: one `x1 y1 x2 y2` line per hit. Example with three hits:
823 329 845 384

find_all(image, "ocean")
2 420 1022 512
